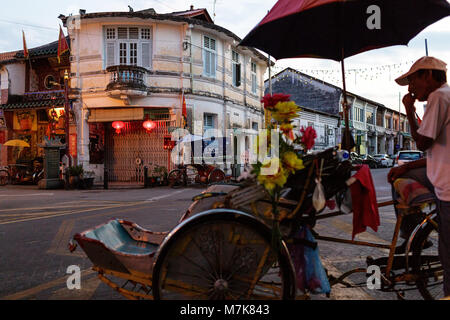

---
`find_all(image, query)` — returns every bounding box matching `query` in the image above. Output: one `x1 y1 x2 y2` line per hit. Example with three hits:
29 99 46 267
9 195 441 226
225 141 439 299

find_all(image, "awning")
88 108 144 122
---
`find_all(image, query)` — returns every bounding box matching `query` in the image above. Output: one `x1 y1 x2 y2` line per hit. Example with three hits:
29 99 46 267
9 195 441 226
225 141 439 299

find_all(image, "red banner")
69 133 77 157
57 25 70 64
22 30 29 59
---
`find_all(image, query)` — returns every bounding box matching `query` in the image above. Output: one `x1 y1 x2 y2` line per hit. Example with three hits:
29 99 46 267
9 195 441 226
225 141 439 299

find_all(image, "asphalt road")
0 168 430 300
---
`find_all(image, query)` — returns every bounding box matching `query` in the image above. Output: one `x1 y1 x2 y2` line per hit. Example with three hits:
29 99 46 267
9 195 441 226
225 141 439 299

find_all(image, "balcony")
106 65 148 101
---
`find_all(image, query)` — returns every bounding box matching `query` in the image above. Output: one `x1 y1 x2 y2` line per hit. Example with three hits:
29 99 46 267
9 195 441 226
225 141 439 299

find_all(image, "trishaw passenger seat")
85 220 157 256
393 178 436 207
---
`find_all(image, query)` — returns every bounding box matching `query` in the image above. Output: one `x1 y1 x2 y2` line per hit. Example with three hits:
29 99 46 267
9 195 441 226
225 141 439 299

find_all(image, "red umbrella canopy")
240 0 450 61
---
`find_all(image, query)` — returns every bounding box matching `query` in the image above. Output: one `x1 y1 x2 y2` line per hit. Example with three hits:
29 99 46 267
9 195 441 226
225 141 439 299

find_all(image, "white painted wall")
4 63 25 95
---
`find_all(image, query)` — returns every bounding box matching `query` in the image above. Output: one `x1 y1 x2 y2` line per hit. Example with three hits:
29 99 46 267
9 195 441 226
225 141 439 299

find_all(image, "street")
0 168 427 300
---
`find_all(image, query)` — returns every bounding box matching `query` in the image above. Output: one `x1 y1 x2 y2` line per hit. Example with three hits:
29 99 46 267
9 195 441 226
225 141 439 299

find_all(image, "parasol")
240 0 450 150
3 139 31 147
178 134 204 144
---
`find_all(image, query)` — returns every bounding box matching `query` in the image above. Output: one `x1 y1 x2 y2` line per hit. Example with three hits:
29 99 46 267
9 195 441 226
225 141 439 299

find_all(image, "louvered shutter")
106 42 116 67
142 42 151 70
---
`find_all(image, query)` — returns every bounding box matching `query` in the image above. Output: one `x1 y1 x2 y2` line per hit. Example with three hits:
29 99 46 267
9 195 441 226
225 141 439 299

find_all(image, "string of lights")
268 60 415 88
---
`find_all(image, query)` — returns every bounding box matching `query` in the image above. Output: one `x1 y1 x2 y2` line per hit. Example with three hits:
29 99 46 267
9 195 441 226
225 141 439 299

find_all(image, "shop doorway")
104 120 175 183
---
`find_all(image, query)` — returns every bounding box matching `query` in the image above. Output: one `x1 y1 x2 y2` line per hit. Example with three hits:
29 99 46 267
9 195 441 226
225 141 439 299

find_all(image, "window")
252 122 258 131
104 26 152 69
204 113 216 133
366 111 374 124
203 36 216 78
354 106 364 122
141 28 151 40
385 117 392 129
232 50 241 87
251 62 257 94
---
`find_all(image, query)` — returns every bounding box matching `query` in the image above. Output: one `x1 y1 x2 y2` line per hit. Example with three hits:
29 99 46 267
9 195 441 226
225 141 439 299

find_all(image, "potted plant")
153 165 168 186
68 165 84 189
81 170 95 189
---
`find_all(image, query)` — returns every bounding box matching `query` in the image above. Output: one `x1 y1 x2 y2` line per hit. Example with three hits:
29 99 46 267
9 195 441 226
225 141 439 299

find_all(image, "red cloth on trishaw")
350 164 380 240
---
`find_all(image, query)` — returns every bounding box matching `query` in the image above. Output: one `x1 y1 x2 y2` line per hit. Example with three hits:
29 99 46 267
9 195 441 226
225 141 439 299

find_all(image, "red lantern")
112 121 125 134
143 120 156 132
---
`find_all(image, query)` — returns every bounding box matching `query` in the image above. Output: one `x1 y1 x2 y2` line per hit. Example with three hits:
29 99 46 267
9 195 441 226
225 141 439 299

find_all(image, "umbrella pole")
341 59 349 150
340 51 354 152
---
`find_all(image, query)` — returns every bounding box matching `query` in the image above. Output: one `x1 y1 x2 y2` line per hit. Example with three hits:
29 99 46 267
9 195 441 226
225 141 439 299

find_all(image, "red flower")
261 93 291 110
300 126 317 151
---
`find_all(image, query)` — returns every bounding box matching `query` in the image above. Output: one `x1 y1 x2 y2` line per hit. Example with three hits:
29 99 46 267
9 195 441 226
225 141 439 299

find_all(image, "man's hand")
402 93 416 115
387 165 408 184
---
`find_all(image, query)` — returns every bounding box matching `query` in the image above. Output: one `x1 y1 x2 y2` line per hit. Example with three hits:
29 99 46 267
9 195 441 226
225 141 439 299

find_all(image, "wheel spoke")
155 214 294 300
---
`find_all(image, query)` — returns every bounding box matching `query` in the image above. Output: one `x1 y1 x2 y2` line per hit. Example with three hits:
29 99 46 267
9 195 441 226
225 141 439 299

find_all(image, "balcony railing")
106 65 148 92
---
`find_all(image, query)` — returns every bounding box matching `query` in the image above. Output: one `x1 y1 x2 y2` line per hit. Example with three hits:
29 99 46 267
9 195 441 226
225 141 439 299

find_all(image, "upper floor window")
203 36 216 78
104 26 152 69
385 116 392 129
354 106 364 122
203 113 216 134
251 62 257 94
366 111 374 125
232 50 241 87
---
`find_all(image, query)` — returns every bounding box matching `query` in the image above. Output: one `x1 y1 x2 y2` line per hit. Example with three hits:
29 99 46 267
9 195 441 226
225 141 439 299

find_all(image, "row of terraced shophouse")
0 6 415 185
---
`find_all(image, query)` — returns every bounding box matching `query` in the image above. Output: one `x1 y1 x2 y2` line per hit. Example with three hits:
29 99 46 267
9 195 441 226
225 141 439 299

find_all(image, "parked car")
350 152 363 165
394 150 424 167
372 154 394 168
360 154 379 168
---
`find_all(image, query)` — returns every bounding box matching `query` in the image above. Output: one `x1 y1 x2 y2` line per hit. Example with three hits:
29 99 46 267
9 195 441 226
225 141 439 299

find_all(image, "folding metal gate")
105 120 175 183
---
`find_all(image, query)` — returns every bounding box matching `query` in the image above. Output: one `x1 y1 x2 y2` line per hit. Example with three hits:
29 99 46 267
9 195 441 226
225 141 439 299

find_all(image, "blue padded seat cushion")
84 220 156 255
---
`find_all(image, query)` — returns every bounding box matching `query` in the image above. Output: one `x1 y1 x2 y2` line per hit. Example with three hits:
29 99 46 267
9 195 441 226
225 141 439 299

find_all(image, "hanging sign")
13 110 37 131
69 133 77 158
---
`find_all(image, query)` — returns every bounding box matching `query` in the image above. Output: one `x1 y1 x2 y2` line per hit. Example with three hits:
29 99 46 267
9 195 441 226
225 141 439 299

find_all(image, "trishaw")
69 147 443 300
167 163 226 188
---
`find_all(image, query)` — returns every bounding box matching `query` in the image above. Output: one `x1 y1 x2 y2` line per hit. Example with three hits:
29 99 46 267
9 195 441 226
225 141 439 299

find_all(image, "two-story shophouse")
58 7 268 183
0 40 72 168
266 67 414 156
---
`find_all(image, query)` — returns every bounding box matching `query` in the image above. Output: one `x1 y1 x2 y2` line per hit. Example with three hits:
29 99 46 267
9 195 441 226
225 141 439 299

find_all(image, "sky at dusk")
1 0 449 116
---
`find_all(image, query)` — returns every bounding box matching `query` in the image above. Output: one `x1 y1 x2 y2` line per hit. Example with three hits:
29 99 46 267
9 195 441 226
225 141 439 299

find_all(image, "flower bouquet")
250 93 317 250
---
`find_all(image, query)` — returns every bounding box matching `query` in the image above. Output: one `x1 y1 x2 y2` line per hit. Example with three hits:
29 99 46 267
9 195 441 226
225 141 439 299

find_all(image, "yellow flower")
280 123 293 133
257 158 288 191
272 101 301 122
282 151 305 174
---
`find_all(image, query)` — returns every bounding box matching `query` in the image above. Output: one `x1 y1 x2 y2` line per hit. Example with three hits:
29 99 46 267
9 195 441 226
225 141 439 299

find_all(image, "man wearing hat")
388 56 449 297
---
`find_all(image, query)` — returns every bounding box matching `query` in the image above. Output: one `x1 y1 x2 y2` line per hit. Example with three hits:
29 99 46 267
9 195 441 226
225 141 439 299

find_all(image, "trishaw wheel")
0 170 9 186
168 169 183 188
152 209 296 300
208 168 225 184
410 214 444 300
